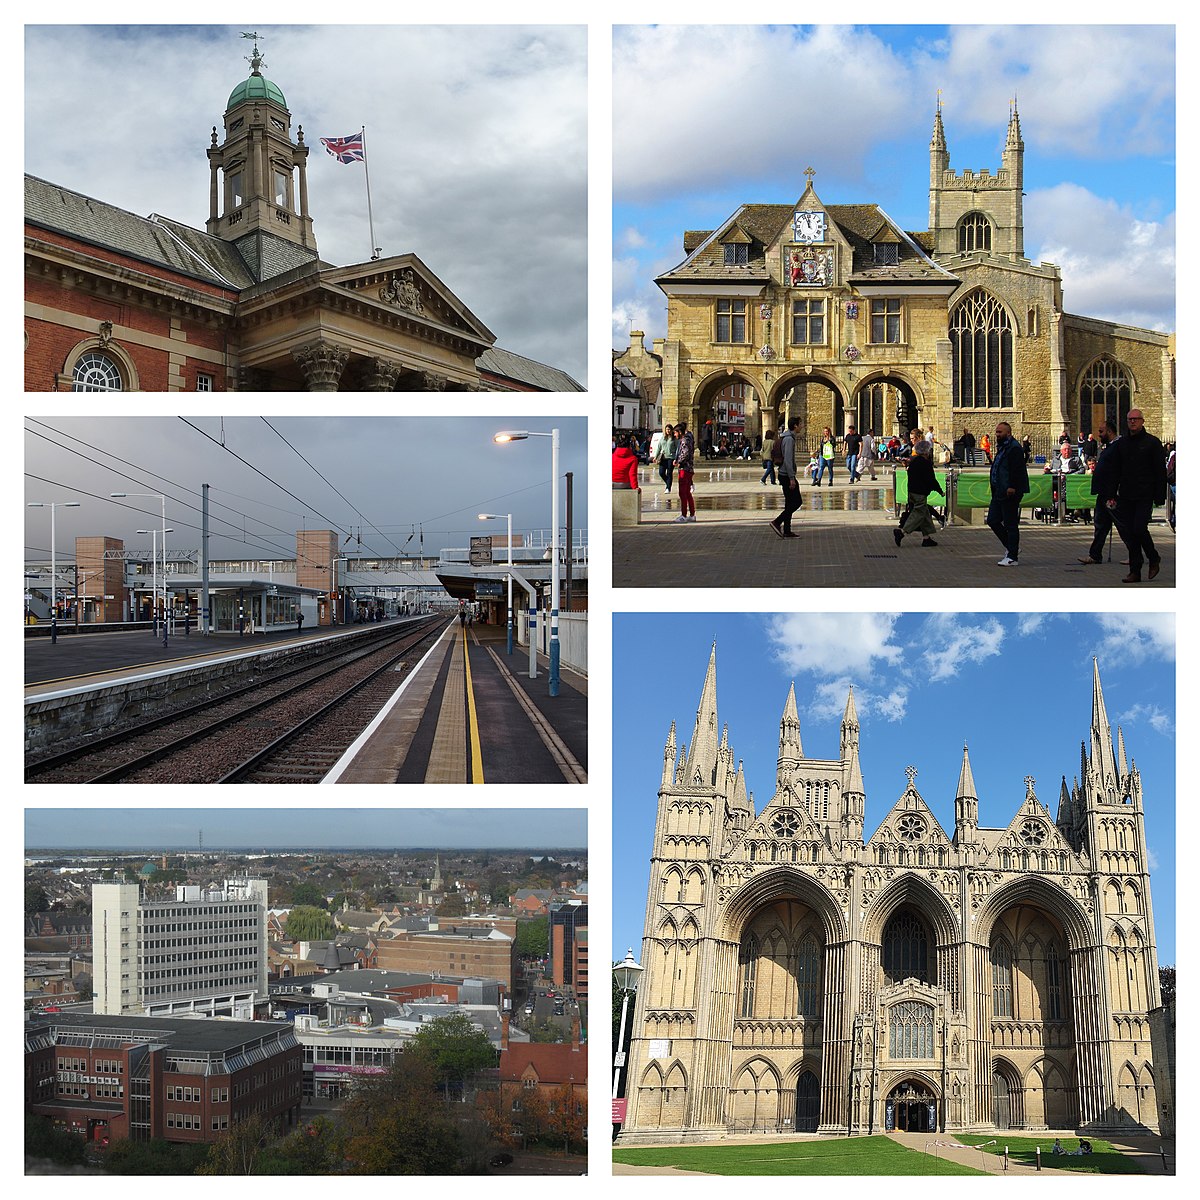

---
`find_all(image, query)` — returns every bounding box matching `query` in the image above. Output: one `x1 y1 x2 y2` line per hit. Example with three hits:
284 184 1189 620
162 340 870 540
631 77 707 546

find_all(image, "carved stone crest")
380 268 425 315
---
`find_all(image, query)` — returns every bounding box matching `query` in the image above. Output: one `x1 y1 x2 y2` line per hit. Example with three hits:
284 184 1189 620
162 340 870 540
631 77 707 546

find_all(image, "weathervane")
241 30 266 74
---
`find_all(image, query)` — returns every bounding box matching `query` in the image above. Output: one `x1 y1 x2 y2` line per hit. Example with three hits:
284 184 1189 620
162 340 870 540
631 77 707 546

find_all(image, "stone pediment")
746 799 824 845
989 777 1074 859
867 771 951 851
327 253 496 347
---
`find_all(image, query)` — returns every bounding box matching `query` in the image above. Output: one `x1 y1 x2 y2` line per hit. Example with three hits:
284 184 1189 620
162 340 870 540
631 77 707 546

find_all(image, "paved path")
616 473 1174 589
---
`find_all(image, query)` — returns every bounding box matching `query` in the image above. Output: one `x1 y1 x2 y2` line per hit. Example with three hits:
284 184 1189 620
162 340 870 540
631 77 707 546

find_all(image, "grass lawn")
955 1134 1146 1174
612 1135 986 1175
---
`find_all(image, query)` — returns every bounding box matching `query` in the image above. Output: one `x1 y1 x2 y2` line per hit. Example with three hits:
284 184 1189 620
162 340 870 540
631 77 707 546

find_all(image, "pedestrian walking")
814 426 835 486
1076 420 1120 566
862 428 878 480
760 428 777 485
893 440 943 548
986 421 1029 566
656 424 678 492
673 419 696 523
769 417 803 539
844 425 863 483
1110 409 1167 582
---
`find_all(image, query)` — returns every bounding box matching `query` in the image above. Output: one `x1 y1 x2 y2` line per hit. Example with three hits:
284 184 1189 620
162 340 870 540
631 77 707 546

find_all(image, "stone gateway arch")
619 649 1162 1143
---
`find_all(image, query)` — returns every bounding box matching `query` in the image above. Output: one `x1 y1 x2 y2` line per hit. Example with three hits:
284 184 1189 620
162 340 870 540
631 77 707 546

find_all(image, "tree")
436 891 467 917
25 882 50 915
285 905 334 941
197 1112 275 1175
25 1115 87 1166
290 881 328 909
516 916 548 959
528 1019 566 1044
1160 965 1176 1006
407 1012 498 1100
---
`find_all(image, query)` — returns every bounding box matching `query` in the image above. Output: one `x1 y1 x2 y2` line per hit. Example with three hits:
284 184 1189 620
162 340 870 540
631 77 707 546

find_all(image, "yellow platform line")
462 625 484 784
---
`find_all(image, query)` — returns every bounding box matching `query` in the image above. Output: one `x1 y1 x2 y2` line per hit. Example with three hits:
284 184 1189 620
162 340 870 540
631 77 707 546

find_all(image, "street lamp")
612 949 643 1106
478 512 513 656
493 429 561 695
27 500 81 644
334 557 353 625
137 529 174 645
112 493 167 641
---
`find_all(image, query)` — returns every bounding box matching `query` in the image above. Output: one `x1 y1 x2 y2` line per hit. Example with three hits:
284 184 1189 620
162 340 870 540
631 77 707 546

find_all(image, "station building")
93 880 268 1019
648 104 1174 449
621 651 1163 1141
24 45 582 393
26 1011 302 1145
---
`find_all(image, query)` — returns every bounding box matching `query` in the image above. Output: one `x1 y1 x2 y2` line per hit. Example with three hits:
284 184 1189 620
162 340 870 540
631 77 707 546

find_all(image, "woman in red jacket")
612 433 640 490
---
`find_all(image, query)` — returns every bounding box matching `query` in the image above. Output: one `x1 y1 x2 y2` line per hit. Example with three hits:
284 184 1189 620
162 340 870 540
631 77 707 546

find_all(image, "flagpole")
362 125 379 260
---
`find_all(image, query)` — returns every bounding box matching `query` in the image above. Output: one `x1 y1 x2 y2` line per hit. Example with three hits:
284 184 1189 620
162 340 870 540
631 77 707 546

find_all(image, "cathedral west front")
620 649 1162 1142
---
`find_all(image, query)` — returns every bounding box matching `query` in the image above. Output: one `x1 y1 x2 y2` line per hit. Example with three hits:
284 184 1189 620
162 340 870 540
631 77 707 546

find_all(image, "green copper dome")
227 71 287 111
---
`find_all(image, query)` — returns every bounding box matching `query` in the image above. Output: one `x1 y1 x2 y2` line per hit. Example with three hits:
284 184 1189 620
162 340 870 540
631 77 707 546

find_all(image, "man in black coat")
1077 421 1120 566
1110 409 1168 582
987 421 1030 566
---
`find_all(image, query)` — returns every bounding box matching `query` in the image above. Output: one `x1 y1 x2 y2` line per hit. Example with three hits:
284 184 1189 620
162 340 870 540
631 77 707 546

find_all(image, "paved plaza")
614 468 1174 590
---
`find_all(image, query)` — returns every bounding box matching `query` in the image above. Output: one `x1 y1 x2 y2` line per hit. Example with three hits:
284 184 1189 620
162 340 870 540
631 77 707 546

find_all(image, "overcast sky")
613 24 1175 347
25 808 587 850
24 24 588 385
25 415 587 564
614 612 1177 963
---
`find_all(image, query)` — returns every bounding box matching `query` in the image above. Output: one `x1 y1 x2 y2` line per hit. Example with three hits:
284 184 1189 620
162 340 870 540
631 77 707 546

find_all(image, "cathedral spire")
1090 658 1118 788
1006 96 1024 151
776 681 803 790
954 743 979 845
684 643 719 787
840 685 859 759
661 720 677 788
955 743 978 800
931 94 947 152
1117 725 1128 778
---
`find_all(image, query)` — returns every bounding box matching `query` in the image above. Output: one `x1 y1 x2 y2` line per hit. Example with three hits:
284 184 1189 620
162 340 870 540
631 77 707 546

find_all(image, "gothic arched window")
883 910 930 985
1046 942 1064 1020
738 932 759 1018
1080 357 1132 435
796 935 820 1017
950 291 1013 409
991 939 1014 1018
958 212 992 253
890 1000 934 1058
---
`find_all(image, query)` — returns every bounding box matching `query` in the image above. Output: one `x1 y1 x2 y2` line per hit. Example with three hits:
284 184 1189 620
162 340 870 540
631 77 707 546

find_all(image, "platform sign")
474 581 503 598
469 536 493 565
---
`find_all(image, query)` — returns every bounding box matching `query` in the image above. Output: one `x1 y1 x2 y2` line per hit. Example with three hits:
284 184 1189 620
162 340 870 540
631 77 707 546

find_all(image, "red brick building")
26 1012 302 1145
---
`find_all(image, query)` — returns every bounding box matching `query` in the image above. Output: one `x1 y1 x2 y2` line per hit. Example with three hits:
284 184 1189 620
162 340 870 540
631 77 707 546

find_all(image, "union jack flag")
320 133 365 164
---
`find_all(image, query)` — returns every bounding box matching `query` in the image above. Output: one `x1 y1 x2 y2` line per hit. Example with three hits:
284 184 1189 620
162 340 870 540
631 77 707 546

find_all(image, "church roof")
478 346 584 392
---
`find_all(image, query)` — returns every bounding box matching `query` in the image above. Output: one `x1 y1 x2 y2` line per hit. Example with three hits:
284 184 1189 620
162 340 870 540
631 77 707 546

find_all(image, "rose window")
1018 820 1047 846
897 814 926 842
770 810 801 838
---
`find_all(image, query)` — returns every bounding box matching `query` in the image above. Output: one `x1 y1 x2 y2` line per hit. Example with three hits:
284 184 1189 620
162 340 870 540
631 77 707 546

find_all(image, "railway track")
26 618 445 784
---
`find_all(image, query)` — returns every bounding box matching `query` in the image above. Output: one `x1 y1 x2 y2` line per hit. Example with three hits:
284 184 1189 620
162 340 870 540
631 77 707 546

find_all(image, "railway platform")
24 618 586 784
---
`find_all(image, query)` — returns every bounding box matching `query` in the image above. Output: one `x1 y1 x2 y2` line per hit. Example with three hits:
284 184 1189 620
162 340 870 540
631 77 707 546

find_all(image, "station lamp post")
27 500 80 644
612 949 644 1104
138 528 174 647
112 492 168 640
334 556 352 625
493 429 561 696
477 512 513 655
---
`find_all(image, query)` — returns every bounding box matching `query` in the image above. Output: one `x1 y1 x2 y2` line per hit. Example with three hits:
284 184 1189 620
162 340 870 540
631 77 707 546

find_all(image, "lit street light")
27 500 81 644
493 429 561 696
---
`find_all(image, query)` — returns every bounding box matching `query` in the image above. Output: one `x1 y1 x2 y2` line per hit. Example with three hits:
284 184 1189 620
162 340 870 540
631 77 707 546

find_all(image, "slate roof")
660 202 956 287
478 346 584 392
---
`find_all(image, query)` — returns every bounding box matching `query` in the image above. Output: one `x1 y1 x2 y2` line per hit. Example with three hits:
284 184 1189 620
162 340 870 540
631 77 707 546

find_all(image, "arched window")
796 935 820 1017
1046 943 1064 1020
738 932 759 1018
950 291 1013 408
1080 358 1132 435
991 940 1014 1018
883 910 930 985
958 212 993 253
71 352 124 392
889 1000 934 1058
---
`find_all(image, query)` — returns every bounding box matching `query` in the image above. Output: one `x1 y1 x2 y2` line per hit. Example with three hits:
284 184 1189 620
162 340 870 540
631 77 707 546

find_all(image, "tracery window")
897 814 926 842
1046 943 1063 1020
770 810 801 839
1080 358 1132 434
991 940 1013 1017
1019 819 1047 846
950 292 1013 408
738 932 759 1018
796 935 820 1017
889 1000 934 1058
883 911 930 985
958 212 992 253
71 352 123 392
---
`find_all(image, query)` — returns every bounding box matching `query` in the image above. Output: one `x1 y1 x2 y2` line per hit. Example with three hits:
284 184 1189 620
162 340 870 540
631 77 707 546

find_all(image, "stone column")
1050 311 1069 432
360 357 403 392
421 371 449 392
293 342 350 392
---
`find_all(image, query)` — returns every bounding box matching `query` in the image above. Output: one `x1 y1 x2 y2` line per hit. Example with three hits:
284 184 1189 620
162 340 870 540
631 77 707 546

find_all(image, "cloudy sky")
613 24 1175 347
613 612 1177 963
25 415 587 564
24 24 588 385
25 807 587 850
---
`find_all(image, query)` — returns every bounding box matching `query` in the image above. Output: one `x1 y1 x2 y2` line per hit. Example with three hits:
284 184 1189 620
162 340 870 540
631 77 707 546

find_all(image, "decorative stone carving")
293 341 349 392
379 268 425 315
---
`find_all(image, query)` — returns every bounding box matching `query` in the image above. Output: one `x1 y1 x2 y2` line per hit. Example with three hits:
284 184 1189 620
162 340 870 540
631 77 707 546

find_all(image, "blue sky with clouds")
613 24 1175 346
612 611 1176 964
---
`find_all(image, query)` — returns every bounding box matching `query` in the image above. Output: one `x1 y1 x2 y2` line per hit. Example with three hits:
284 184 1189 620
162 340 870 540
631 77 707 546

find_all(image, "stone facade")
650 106 1174 448
620 650 1163 1142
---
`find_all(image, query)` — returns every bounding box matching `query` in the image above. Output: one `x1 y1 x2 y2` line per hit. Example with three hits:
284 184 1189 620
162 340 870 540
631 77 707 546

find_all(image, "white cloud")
921 614 1006 681
614 26 914 201
1118 703 1173 738
1092 613 1175 662
1029 184 1175 330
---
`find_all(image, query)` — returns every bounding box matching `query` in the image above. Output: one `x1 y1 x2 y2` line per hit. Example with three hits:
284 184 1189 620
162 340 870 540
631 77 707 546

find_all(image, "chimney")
501 1013 510 1050
571 1016 580 1051
630 329 645 354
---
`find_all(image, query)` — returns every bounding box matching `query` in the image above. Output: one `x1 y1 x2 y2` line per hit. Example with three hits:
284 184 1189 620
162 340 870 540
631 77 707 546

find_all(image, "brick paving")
616 468 1174 590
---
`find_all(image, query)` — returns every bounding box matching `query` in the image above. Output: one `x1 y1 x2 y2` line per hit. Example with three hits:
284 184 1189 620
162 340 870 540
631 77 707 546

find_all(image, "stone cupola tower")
206 35 317 257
